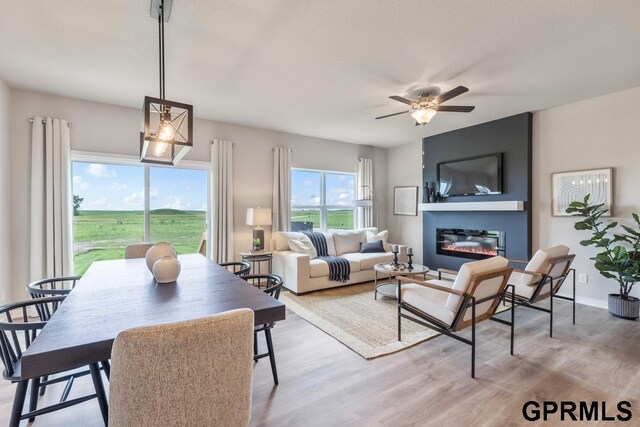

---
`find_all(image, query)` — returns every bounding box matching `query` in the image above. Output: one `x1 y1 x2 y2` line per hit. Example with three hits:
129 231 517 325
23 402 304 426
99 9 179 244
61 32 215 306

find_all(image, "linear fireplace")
436 228 505 260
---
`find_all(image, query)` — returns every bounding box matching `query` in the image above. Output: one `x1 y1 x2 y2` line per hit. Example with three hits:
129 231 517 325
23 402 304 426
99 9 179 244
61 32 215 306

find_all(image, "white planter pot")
153 256 182 284
145 242 177 272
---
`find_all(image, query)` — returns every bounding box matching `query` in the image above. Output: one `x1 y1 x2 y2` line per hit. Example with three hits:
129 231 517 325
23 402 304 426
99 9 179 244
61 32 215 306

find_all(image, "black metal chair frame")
503 255 576 338
242 274 283 385
0 297 107 426
220 261 251 276
398 267 515 378
26 276 81 320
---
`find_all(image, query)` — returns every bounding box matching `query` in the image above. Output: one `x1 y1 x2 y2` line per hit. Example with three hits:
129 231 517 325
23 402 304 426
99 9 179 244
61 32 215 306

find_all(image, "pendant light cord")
158 0 165 100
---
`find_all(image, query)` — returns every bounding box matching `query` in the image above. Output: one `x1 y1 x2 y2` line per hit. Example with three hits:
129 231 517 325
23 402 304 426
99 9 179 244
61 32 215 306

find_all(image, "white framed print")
394 186 418 216
551 168 613 217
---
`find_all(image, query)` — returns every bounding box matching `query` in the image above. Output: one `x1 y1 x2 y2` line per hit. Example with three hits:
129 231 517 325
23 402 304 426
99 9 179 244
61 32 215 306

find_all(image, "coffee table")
374 262 429 299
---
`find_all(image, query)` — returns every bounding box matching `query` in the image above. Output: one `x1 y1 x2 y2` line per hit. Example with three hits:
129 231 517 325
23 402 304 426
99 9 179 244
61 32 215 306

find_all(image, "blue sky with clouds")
72 162 207 211
291 170 354 206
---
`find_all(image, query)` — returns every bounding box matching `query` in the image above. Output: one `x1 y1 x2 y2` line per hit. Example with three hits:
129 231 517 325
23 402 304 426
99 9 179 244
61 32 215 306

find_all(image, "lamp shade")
246 208 272 226
411 108 437 124
352 199 374 207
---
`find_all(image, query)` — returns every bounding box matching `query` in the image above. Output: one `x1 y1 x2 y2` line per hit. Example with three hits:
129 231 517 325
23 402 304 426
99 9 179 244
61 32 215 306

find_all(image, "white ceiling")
1 1 640 148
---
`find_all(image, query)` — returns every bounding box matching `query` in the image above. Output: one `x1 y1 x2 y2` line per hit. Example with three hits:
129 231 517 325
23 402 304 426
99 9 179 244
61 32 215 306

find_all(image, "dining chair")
504 245 576 337
0 297 106 426
124 243 155 259
109 309 255 427
26 276 81 320
241 274 283 385
220 261 251 276
398 256 514 378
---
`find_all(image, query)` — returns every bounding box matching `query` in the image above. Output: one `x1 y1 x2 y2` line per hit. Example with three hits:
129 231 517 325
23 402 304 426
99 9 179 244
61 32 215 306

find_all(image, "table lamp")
246 208 272 251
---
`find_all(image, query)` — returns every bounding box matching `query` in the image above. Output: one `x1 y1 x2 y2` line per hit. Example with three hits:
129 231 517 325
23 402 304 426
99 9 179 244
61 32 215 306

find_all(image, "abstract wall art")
551 168 613 216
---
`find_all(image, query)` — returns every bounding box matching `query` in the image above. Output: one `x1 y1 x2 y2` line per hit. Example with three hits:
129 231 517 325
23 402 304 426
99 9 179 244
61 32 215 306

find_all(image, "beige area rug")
280 282 441 360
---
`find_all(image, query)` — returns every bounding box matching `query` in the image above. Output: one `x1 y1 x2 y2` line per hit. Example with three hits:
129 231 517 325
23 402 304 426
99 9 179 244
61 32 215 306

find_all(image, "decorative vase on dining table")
145 242 177 272
153 256 182 284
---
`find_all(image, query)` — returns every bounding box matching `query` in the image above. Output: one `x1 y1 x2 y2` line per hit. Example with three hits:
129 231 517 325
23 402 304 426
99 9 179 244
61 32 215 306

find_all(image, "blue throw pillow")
360 240 385 253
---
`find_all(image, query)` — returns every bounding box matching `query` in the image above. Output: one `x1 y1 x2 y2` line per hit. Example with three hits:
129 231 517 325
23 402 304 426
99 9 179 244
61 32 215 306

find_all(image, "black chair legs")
265 329 279 385
89 363 109 425
10 381 28 427
29 377 41 422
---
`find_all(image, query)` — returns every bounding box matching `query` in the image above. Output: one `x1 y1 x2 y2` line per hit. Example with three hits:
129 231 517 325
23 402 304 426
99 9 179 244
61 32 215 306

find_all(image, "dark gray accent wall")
422 112 532 270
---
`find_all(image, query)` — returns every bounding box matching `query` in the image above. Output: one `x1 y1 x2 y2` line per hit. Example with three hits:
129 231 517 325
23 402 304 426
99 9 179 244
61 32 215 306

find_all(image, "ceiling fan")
375 86 475 126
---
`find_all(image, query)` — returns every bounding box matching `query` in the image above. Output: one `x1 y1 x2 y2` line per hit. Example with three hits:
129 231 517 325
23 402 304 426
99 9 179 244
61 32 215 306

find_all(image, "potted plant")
566 195 640 320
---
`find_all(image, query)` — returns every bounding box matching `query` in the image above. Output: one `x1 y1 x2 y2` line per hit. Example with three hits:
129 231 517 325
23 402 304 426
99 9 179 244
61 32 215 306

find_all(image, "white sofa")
272 228 407 295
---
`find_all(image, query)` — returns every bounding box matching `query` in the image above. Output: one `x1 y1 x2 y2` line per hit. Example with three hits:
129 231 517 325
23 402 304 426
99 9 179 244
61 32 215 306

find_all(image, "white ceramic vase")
145 242 177 272
152 256 182 284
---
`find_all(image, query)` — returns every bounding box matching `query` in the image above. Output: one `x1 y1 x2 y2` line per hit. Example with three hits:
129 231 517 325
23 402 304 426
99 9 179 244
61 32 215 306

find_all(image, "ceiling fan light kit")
140 0 193 166
376 86 475 126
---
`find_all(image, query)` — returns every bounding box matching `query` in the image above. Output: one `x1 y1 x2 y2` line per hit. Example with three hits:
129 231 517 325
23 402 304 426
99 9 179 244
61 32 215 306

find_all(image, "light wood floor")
1 299 639 426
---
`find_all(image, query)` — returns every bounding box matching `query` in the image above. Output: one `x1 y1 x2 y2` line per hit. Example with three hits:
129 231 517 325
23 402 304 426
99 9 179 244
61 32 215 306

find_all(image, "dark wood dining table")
20 254 286 424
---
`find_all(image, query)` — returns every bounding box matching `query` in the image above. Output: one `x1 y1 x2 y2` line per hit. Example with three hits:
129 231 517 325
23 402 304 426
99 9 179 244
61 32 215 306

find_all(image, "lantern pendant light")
140 0 193 165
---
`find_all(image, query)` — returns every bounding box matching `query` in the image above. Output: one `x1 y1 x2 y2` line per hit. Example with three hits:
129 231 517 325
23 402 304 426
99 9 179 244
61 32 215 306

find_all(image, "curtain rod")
28 118 72 127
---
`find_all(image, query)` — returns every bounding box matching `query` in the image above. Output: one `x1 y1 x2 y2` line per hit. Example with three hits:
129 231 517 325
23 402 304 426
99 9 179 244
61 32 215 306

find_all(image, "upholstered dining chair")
109 309 255 427
0 297 106 426
398 256 515 378
241 274 283 385
220 261 251 276
504 245 576 337
124 243 155 259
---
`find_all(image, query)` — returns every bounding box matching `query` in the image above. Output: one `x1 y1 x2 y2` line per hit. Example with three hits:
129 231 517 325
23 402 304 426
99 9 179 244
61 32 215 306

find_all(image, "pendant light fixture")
140 0 193 165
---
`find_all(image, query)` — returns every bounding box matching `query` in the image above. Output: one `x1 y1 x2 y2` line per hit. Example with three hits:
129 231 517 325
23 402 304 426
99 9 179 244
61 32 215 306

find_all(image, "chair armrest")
437 267 459 276
508 258 530 265
397 276 465 296
512 268 544 277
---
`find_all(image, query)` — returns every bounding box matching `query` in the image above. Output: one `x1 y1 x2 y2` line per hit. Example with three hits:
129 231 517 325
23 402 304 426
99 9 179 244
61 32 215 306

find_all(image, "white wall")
0 79 11 303
8 89 388 301
533 86 640 307
386 141 423 264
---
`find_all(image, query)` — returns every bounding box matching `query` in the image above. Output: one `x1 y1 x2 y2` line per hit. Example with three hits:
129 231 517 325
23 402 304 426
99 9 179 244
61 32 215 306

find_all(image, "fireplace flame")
441 243 498 256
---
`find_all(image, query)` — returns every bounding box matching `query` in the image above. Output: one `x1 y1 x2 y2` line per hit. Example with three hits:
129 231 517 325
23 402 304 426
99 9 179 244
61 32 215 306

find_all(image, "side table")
238 251 273 275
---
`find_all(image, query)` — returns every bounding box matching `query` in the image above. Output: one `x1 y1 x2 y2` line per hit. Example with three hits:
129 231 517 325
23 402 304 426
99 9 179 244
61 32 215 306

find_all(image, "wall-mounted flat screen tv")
437 153 503 197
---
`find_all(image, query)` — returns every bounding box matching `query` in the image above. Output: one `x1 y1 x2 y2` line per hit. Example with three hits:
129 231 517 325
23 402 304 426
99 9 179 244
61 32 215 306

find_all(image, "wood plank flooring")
1 298 638 426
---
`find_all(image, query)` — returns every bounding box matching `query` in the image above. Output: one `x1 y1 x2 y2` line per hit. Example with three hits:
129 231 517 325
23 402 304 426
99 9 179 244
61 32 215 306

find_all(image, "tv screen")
437 154 502 197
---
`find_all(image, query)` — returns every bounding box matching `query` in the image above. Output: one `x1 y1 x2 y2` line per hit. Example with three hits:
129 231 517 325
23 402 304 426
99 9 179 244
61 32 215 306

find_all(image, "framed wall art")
551 168 613 216
394 186 418 216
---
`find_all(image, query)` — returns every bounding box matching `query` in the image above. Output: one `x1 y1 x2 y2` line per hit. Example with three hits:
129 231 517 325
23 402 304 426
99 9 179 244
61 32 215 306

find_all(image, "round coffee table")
374 263 429 300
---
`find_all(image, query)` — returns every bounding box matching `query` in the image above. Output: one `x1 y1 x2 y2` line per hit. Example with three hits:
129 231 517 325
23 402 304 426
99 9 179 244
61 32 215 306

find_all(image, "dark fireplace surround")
436 228 505 260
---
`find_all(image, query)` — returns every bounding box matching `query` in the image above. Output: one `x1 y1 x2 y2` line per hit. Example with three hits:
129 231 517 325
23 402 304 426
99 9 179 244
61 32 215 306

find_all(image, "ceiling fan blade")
375 110 410 120
434 86 469 104
389 95 414 105
434 105 475 112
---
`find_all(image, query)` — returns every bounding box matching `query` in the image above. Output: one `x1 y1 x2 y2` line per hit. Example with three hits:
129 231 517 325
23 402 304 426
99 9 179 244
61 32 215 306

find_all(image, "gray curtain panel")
210 139 234 263
272 147 292 232
357 157 374 228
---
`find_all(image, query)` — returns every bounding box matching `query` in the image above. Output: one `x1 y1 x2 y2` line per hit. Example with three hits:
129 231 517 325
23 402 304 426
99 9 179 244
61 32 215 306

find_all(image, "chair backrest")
219 261 251 276
109 309 254 427
0 297 66 378
242 274 283 300
534 254 576 301
525 245 570 274
27 276 80 299
124 243 155 259
446 256 509 312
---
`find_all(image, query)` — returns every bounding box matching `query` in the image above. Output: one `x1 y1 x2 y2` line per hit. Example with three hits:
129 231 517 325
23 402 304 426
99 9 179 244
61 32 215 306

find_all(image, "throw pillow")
274 231 305 251
366 229 389 251
360 240 385 253
288 236 318 259
333 230 366 255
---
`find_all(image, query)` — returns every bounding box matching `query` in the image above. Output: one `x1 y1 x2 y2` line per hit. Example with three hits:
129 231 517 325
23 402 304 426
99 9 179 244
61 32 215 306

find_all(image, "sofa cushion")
333 230 366 255
398 281 456 327
360 240 385 253
274 231 305 251
341 252 393 270
446 256 509 312
321 233 337 256
288 236 318 259
309 258 360 278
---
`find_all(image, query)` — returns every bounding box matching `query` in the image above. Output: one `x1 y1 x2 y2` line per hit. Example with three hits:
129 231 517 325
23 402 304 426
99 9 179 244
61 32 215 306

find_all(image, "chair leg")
10 381 28 427
89 363 109 425
510 286 515 356
572 269 576 325
100 360 111 380
39 375 48 396
264 329 279 385
549 280 554 338
28 377 41 422
397 304 402 341
471 300 476 379
254 332 258 358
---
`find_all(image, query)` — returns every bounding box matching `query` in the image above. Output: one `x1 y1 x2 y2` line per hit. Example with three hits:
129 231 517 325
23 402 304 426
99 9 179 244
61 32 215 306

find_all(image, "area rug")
280 282 441 360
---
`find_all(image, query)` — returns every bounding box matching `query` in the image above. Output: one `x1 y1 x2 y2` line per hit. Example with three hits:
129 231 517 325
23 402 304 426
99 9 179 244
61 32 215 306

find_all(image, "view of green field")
291 209 354 230
73 209 206 275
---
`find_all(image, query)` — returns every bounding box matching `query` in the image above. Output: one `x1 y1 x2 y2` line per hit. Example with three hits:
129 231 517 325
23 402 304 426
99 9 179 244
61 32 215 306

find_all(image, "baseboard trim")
555 292 608 310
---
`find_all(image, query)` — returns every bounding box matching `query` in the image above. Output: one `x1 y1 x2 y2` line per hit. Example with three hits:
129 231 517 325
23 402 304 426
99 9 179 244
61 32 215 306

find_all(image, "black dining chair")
241 274 283 385
0 297 106 426
26 276 81 320
220 261 251 276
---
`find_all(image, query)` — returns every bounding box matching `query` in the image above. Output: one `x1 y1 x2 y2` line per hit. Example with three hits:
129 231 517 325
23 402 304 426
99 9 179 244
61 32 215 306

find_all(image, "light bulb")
153 142 169 157
411 108 437 124
157 121 175 141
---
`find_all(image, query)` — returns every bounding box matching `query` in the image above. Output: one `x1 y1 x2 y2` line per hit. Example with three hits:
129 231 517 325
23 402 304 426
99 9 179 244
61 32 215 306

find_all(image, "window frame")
70 150 211 248
290 167 356 232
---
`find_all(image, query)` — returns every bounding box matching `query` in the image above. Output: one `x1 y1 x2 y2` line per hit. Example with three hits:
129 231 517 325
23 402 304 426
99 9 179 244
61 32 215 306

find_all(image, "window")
71 158 208 275
290 169 355 232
